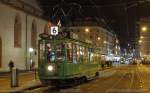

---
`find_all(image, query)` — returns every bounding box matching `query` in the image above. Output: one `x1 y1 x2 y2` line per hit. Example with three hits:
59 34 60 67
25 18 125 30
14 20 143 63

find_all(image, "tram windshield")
39 40 65 62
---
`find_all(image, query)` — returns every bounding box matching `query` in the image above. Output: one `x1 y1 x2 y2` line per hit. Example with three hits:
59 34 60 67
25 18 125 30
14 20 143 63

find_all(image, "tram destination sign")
51 26 58 36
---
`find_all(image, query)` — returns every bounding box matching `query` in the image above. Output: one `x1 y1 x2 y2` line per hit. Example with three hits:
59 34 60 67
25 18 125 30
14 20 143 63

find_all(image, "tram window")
55 43 65 61
67 43 73 62
48 51 55 61
46 43 55 62
98 54 101 63
76 45 80 63
96 54 99 63
39 43 45 61
87 48 89 62
93 53 98 63
84 48 88 63
73 44 77 63
80 46 84 62
90 53 94 62
89 48 94 62
46 42 65 62
92 53 95 63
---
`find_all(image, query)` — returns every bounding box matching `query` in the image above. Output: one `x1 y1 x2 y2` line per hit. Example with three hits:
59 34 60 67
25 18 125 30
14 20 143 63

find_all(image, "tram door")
0 37 1 68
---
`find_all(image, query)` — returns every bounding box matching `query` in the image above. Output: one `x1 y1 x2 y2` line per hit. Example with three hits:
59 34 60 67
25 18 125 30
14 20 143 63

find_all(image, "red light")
48 21 52 28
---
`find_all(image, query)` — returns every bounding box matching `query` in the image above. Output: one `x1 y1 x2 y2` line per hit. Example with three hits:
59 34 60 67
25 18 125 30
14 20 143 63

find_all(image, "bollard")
11 67 19 87
34 68 37 79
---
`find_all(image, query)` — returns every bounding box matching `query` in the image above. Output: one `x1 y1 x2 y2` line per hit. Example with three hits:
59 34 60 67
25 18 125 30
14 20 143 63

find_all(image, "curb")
6 80 42 93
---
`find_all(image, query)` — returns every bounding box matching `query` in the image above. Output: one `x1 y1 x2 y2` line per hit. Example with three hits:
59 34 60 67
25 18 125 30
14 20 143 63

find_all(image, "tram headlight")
47 65 53 71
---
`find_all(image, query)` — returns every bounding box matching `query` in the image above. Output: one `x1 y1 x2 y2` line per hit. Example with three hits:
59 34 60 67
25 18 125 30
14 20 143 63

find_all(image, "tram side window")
67 43 73 62
76 45 80 62
96 54 99 63
39 43 45 61
93 53 98 63
73 44 77 63
89 48 94 62
88 49 90 62
84 47 88 63
89 53 93 62
79 46 84 62
97 54 101 64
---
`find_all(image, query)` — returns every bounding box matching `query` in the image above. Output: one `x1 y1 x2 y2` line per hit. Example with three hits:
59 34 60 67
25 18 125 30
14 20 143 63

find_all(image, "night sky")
37 0 150 48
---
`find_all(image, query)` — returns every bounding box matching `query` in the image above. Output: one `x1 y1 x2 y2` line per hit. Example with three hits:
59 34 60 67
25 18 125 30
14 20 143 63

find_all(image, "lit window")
140 36 144 39
85 28 90 33
141 26 147 32
97 37 101 40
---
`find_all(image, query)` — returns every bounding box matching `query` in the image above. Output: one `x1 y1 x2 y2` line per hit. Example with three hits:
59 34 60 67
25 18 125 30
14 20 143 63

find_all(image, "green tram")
38 32 101 86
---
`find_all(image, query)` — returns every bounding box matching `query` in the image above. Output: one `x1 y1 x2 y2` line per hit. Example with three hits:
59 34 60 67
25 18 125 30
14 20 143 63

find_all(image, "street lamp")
141 26 147 32
85 28 90 33
29 48 33 53
139 40 142 43
97 37 101 40
29 48 34 70
140 36 144 39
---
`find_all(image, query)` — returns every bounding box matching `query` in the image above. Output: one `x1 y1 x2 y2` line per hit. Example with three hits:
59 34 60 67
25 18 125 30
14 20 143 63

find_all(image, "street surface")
22 65 150 93
1 65 150 93
0 71 37 92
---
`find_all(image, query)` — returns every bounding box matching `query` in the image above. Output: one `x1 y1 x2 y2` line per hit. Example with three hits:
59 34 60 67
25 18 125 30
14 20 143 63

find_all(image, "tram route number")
51 26 58 36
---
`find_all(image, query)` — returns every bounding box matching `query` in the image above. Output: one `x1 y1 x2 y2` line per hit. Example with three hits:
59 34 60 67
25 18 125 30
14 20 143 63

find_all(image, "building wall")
68 26 118 61
139 18 150 61
0 4 47 70
139 18 150 60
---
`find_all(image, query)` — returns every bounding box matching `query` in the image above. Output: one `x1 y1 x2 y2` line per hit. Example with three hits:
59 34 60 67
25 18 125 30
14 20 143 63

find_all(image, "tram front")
38 38 66 85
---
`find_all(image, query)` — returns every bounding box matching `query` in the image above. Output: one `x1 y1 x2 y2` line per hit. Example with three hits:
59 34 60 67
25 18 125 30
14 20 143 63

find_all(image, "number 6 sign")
51 26 58 35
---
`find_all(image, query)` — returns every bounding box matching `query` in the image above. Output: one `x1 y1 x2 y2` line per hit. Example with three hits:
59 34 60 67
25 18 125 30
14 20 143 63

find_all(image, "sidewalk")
0 67 117 93
0 70 39 93
0 69 37 75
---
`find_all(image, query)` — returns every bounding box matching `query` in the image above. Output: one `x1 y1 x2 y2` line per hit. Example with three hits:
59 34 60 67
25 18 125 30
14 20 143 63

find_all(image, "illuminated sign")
51 26 58 35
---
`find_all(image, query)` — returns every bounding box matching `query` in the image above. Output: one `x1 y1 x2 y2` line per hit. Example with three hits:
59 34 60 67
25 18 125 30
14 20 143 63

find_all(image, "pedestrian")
8 60 14 71
30 61 35 70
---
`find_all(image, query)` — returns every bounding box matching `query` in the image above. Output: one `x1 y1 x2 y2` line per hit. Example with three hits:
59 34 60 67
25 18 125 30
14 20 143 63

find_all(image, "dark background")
37 0 150 48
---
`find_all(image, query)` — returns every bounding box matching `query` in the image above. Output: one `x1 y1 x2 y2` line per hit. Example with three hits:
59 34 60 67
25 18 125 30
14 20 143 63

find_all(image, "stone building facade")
68 26 120 61
0 0 48 71
138 18 150 61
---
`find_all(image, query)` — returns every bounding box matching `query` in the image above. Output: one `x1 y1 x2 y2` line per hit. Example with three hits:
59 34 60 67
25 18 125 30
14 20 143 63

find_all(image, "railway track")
106 66 146 93
10 65 146 93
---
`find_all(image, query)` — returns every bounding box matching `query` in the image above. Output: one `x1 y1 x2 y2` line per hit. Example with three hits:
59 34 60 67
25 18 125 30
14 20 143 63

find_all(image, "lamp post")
29 48 33 70
141 26 147 32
